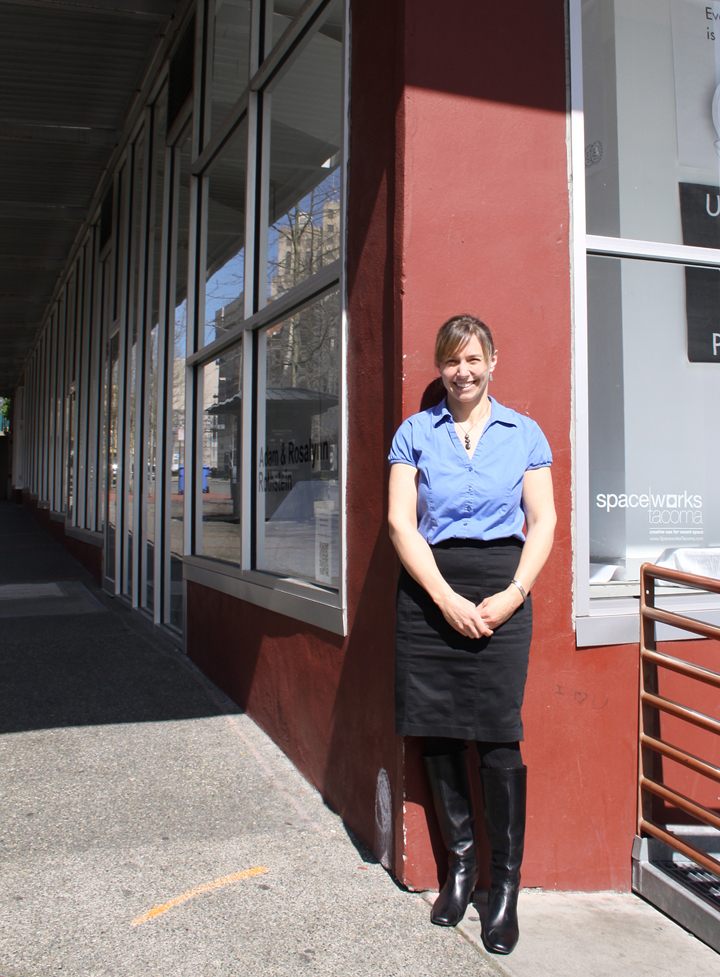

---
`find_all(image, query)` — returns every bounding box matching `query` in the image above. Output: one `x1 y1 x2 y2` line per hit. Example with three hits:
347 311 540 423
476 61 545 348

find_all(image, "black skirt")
395 538 532 741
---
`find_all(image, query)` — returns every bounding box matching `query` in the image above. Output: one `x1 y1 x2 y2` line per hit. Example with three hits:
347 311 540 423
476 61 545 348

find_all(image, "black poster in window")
679 182 720 363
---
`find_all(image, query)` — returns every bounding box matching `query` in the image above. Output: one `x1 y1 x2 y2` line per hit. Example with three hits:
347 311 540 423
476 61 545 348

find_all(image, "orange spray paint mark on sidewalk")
131 866 268 925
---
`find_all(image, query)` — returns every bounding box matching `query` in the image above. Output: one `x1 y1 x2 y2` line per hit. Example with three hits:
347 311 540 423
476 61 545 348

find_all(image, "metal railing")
639 563 720 878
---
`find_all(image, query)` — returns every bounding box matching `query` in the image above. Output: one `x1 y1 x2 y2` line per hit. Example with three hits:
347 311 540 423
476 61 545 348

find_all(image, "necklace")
455 401 491 450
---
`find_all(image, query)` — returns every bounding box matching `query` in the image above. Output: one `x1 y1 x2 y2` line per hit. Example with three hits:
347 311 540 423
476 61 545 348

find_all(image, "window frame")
184 0 348 635
570 0 720 646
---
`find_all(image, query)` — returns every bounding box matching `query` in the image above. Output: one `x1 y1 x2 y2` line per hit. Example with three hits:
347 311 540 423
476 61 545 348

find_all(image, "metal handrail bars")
639 563 720 880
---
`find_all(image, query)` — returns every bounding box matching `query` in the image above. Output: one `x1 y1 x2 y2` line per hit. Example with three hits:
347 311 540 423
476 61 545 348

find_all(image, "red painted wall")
188 0 404 869
393 0 642 891
188 0 687 894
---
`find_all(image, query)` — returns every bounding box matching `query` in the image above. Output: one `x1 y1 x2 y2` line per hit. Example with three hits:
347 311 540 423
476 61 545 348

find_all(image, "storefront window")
255 289 340 587
580 0 720 608
588 254 720 592
584 0 720 246
266 0 343 304
125 131 145 598
181 0 347 629
201 344 242 562
144 86 167 614
208 0 251 139
169 134 191 629
204 120 248 345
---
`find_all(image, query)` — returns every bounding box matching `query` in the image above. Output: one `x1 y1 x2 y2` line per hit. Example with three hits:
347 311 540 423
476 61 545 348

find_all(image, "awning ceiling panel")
0 0 184 394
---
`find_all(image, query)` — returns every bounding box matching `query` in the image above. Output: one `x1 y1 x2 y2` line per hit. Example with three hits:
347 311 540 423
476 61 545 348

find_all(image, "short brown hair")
434 314 495 367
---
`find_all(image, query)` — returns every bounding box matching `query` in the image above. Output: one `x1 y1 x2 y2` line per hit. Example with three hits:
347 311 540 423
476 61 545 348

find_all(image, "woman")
388 315 555 955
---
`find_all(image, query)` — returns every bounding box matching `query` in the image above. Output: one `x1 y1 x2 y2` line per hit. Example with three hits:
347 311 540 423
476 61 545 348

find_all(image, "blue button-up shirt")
388 397 552 545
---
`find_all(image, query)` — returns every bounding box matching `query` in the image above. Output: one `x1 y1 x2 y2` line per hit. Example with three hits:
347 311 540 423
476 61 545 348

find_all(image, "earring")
489 372 494 382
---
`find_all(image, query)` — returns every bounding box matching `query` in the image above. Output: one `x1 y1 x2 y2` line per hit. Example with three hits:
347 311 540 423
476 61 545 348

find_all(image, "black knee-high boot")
479 766 527 954
423 750 479 926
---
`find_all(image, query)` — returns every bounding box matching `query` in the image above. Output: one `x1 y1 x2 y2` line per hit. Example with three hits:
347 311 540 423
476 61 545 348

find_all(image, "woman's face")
438 335 497 407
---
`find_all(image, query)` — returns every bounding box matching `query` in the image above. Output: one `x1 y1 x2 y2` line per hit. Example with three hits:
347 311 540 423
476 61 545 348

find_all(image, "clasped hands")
437 586 523 639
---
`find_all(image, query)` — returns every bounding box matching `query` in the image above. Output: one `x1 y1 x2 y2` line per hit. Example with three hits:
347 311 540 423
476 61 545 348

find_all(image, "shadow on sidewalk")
0 501 240 736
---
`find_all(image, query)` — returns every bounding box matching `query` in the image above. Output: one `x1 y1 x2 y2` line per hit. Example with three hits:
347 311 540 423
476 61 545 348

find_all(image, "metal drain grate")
655 860 720 912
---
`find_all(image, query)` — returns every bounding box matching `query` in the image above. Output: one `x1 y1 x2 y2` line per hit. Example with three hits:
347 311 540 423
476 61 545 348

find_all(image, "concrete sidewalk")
0 500 718 976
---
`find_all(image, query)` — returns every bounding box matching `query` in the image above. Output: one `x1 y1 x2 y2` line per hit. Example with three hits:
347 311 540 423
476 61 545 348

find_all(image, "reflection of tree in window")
267 166 341 301
266 290 339 394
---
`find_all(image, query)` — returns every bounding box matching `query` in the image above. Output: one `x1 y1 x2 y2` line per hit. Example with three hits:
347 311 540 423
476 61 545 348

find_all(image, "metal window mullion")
47 316 54 506
65 256 83 526
132 120 152 608
49 314 58 507
37 317 50 503
34 351 40 495
115 163 131 595
191 173 209 559
192 0 327 176
26 359 32 493
184 164 200 565
52 302 65 512
31 356 36 493
53 298 61 509
194 0 210 155
63 264 79 525
36 346 42 496
64 280 81 526
96 258 108 536
190 262 341 367
254 90 271 314
153 143 173 625
338 0 349 629
63 273 74 512
138 106 156 609
162 144 181 625
240 87 258 571
252 326 265 570
124 141 141 602
45 315 54 506
78 239 93 529
569 0 591 620
55 288 67 510
24 363 31 493
43 328 51 502
89 232 104 532
586 234 720 267
250 0 331 95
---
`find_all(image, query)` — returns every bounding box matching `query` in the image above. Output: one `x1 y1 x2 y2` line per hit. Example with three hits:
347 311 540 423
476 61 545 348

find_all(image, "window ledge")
50 509 65 523
183 556 346 636
66 524 104 548
576 593 720 647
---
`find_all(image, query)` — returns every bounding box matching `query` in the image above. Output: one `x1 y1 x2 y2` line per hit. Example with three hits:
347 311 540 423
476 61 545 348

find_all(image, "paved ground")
0 502 491 977
0 501 718 976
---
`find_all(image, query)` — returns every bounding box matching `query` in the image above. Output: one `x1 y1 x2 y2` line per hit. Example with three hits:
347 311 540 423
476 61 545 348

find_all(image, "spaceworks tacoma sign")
595 490 703 525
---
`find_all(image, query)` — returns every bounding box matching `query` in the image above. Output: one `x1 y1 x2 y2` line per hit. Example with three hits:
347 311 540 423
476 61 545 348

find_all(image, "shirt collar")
431 396 517 428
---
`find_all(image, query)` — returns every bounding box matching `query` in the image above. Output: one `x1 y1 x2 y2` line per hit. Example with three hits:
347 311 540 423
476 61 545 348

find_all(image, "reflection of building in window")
213 291 244 335
202 359 220 471
265 289 339 397
268 172 341 300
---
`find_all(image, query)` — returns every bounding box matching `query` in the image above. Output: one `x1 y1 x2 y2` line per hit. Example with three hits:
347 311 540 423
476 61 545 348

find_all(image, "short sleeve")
388 418 417 467
525 421 552 470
